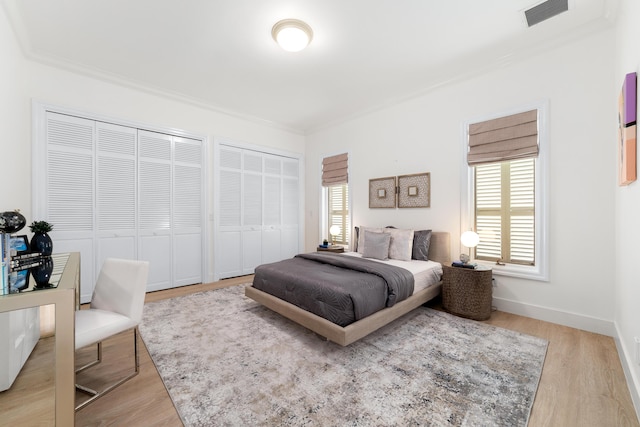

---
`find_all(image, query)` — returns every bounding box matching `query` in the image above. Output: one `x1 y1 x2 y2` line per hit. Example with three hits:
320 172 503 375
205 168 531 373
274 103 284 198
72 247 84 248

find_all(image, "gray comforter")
251 252 414 327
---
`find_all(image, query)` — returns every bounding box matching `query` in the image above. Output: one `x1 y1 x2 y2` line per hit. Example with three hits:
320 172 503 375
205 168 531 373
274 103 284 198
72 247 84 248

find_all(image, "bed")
245 230 450 346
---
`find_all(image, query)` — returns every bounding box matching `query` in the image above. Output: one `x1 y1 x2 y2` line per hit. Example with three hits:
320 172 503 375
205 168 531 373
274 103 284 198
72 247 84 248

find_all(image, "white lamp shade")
460 230 480 248
329 225 341 237
272 19 313 52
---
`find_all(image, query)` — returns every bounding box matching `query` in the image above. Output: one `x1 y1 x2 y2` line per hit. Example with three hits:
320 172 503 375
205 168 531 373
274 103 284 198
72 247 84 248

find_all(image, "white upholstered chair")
74 258 149 411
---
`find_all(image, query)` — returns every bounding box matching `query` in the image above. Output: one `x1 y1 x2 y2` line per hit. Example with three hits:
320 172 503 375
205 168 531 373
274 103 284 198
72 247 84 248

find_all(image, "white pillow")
383 228 414 261
362 231 391 260
357 226 383 254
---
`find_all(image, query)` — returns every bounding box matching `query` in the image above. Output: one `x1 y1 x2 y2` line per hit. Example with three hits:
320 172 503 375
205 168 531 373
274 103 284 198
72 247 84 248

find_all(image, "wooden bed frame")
245 231 451 346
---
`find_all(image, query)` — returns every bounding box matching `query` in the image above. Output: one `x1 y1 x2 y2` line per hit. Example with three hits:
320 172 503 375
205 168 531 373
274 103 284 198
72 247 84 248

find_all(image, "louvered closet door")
217 146 243 278
138 130 172 292
281 157 300 260
96 122 137 274
173 137 203 286
44 112 96 302
262 154 282 265
242 151 263 274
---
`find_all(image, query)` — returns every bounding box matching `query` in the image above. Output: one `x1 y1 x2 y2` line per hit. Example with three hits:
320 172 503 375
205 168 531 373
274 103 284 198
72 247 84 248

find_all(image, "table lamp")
460 230 480 264
329 225 341 246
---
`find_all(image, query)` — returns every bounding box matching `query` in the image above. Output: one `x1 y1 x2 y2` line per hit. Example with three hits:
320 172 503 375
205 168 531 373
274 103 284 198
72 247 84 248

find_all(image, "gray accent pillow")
412 229 432 261
383 228 414 261
362 230 391 260
357 226 383 254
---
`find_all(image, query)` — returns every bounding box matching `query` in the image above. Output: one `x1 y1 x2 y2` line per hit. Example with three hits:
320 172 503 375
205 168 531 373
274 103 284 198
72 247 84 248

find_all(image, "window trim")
320 152 351 249
461 100 549 281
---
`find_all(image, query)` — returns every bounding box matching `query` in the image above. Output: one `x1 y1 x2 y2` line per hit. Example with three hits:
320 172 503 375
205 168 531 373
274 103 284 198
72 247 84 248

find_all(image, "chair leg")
76 341 103 375
75 327 141 411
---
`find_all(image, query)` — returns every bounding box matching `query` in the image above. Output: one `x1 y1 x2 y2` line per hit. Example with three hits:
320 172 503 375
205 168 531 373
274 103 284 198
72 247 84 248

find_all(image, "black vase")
31 256 54 288
30 232 53 255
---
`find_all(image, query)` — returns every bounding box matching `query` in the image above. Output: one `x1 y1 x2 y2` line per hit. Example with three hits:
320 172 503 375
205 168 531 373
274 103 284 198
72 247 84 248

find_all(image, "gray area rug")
139 285 547 426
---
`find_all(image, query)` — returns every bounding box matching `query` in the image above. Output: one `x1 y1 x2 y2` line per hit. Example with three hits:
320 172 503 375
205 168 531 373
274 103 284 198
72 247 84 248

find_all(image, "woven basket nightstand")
442 265 493 320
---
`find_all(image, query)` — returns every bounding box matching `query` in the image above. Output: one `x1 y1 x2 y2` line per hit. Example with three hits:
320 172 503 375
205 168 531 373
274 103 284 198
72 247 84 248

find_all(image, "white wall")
0 6 305 280
306 28 617 334
614 0 640 414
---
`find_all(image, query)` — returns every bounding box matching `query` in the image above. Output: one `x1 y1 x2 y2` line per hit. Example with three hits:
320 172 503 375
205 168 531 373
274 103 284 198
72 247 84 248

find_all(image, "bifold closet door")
215 144 301 280
40 111 204 301
242 150 263 275
95 122 137 275
281 157 300 260
173 137 204 286
44 112 96 302
217 146 243 278
138 130 173 292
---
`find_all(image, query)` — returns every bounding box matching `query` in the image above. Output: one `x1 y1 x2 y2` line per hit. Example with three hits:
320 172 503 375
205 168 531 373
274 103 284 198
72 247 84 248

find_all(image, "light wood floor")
1 276 638 426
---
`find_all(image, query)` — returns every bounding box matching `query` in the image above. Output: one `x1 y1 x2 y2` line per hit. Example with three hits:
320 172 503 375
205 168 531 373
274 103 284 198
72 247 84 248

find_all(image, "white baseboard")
492 297 615 336
614 324 640 423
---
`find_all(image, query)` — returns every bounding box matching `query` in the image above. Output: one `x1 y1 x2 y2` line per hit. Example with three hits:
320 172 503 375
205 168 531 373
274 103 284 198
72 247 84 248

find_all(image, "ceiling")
3 0 617 134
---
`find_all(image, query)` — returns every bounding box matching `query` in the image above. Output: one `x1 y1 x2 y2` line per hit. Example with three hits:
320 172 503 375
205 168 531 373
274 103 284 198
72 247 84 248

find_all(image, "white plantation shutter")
328 184 350 245
475 163 502 260
474 158 535 265
510 159 535 263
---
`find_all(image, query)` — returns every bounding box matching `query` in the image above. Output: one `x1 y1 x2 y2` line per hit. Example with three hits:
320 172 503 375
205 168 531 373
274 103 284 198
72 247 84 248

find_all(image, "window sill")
474 260 549 282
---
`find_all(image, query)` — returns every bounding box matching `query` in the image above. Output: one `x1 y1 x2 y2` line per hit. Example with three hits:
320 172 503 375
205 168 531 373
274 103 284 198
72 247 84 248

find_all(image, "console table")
0 252 79 426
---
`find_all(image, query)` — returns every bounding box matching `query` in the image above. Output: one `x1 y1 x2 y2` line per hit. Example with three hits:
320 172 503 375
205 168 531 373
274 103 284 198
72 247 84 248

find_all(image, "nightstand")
442 265 493 320
317 245 344 253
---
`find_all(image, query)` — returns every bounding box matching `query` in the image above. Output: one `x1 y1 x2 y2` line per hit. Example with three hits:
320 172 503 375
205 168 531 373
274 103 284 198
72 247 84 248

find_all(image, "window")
321 153 349 246
328 184 350 245
474 158 535 265
463 103 548 281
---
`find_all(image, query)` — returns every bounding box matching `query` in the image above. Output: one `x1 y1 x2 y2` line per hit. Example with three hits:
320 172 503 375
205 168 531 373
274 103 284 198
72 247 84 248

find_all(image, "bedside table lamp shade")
460 230 480 260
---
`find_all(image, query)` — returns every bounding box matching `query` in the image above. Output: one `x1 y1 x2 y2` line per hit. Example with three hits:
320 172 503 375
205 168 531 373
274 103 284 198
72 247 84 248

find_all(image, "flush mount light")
272 19 313 52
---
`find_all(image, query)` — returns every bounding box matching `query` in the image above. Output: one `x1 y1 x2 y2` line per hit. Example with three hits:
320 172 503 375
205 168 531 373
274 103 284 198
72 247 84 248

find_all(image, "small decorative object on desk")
29 221 54 255
0 210 26 233
31 255 54 289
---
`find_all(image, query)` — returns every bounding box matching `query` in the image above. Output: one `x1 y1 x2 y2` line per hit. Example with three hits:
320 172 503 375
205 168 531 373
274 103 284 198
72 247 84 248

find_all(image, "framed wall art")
618 72 637 186
369 176 396 208
397 172 430 208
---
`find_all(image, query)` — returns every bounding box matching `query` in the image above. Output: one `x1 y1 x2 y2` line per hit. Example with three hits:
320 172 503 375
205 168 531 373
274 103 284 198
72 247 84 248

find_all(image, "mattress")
342 251 443 293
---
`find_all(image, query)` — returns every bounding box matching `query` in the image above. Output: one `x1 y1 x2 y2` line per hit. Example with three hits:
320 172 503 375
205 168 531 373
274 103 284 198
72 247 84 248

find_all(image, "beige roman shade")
467 109 539 165
322 153 348 186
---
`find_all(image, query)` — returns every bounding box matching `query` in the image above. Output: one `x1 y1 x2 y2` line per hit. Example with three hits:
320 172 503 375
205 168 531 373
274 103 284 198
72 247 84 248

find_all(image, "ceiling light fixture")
272 19 313 52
